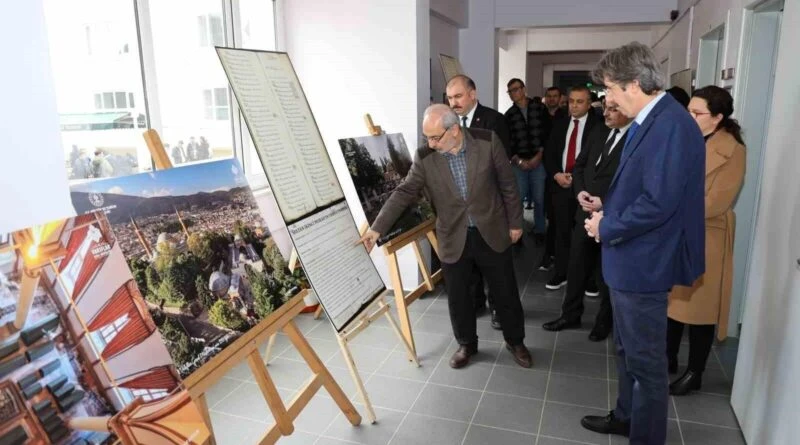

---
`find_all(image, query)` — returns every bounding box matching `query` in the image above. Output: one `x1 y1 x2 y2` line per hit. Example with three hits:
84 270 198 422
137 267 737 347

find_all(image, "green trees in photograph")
208 299 248 331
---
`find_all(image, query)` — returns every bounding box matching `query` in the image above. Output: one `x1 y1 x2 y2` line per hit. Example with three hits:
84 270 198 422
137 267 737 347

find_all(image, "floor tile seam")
206 378 248 410
671 396 687 445
678 419 742 431
535 329 560 444
460 338 505 445
386 337 453 445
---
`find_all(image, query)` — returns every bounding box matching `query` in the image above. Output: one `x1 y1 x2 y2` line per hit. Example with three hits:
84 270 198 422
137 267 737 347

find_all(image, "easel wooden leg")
247 349 293 435
283 320 361 426
379 298 420 367
425 230 440 256
195 393 217 445
263 333 278 365
386 252 416 360
335 335 377 424
313 305 323 320
412 239 434 291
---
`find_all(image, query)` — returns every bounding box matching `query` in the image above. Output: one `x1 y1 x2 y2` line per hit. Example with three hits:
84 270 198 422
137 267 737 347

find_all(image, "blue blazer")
599 94 705 292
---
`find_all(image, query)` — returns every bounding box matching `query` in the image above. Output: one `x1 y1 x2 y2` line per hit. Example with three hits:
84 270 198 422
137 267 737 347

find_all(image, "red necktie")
565 119 579 173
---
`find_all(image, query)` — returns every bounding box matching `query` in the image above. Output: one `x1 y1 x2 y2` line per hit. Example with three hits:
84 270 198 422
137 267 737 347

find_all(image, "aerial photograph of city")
70 160 307 378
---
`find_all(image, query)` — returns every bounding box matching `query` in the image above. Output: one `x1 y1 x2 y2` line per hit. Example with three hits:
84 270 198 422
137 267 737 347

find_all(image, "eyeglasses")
425 127 451 143
688 110 711 117
506 86 523 95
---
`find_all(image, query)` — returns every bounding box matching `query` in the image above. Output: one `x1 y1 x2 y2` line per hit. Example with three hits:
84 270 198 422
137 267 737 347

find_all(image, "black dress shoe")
490 310 502 330
668 358 678 374
505 343 532 368
449 344 478 369
537 255 553 271
581 411 630 437
669 370 702 395
588 324 610 342
545 275 567 290
542 317 581 332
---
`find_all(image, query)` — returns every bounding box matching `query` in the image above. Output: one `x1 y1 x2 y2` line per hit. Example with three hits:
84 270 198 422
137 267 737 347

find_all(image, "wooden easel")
360 115 442 358
143 129 360 444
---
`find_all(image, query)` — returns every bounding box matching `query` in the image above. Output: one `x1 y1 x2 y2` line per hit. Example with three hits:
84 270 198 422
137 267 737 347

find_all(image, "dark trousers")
470 268 491 309
561 220 612 326
442 228 525 346
666 318 715 373
610 289 669 445
551 187 577 277
544 181 556 258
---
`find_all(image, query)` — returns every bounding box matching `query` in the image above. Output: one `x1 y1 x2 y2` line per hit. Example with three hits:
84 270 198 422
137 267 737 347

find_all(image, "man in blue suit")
580 42 706 445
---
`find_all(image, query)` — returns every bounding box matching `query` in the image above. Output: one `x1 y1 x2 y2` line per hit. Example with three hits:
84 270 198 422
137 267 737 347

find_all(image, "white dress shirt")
462 103 478 127
597 121 634 165
562 113 589 170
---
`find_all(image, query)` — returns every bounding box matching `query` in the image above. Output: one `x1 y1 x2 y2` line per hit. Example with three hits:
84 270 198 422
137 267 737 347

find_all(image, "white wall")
280 0 430 290
494 0 677 28
526 25 658 52
431 13 460 105
459 0 497 108
430 0 468 27
496 30 527 112
731 1 800 443
0 0 74 233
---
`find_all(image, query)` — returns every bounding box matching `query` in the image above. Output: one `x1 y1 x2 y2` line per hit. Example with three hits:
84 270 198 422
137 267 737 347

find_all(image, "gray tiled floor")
207 233 745 444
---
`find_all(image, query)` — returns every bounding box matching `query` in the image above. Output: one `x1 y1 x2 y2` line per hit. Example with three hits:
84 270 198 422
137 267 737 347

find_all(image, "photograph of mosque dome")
70 160 308 379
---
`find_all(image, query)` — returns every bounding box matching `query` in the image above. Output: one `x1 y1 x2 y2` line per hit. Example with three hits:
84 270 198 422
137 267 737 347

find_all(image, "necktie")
622 121 640 157
565 119 579 173
461 116 468 128
596 129 619 166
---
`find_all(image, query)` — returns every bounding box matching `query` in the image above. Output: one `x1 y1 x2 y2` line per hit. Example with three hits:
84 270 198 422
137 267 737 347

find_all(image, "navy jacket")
599 94 705 292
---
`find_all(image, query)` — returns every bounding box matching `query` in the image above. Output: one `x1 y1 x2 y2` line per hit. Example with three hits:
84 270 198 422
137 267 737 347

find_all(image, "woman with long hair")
666 85 746 395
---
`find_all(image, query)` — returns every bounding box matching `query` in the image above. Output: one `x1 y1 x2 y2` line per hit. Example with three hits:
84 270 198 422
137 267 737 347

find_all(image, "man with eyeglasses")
580 42 705 445
359 104 533 370
504 78 551 247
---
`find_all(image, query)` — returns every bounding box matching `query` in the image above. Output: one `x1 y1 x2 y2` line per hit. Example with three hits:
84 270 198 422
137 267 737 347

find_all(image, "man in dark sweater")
504 78 551 247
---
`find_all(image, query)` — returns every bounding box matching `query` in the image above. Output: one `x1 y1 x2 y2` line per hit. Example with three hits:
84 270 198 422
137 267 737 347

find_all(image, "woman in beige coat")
666 85 746 396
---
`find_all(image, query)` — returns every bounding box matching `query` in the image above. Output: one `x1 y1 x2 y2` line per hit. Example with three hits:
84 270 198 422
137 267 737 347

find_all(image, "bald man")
360 104 532 370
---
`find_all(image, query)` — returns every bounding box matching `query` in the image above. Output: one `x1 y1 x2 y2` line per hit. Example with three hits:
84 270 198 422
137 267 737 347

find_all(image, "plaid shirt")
442 139 475 227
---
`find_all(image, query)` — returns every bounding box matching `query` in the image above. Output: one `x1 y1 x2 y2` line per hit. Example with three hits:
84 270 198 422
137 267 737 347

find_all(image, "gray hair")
423 103 460 129
592 42 665 95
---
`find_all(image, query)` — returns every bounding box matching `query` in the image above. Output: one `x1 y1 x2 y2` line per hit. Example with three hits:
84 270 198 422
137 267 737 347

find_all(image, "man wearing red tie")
543 86 600 290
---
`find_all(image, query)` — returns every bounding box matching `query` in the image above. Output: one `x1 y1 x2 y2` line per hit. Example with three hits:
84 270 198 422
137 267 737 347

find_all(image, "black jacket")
543 112 601 183
572 124 627 221
469 103 512 159
504 99 551 160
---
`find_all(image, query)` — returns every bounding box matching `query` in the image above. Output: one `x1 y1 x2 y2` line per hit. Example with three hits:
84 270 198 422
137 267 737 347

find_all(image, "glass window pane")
215 107 228 121
210 15 224 47
197 15 208 47
147 0 233 166
115 91 127 108
238 0 276 181
213 87 227 106
128 92 135 108
102 92 114 109
44 0 150 181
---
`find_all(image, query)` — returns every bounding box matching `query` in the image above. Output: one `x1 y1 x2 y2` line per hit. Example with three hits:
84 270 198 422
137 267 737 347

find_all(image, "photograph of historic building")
338 133 433 245
0 214 185 444
70 160 307 378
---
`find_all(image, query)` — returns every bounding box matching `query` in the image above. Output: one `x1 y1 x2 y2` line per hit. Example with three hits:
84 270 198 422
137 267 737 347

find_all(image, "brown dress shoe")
449 344 478 369
506 343 532 368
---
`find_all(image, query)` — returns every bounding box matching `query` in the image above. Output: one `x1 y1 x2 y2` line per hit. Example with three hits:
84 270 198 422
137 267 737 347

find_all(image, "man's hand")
521 158 541 170
554 173 573 188
509 228 523 243
584 210 603 242
587 196 602 212
578 191 602 212
357 228 381 253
